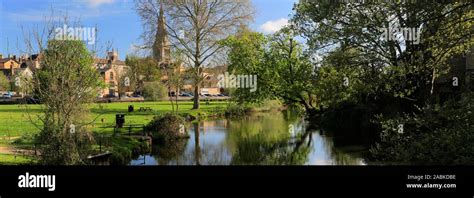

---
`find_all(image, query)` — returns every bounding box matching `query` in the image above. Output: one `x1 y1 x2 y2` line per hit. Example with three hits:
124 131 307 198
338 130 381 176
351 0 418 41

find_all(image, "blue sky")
0 0 297 60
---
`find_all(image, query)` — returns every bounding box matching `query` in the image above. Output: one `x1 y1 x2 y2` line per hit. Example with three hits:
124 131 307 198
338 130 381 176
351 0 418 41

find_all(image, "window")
110 72 114 80
109 81 115 89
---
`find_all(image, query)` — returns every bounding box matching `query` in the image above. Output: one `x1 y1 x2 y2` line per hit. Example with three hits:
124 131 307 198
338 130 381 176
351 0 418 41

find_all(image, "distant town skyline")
0 0 297 60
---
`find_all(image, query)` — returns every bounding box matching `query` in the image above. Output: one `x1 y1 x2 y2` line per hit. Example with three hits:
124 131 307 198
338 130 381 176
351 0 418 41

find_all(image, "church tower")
153 2 171 65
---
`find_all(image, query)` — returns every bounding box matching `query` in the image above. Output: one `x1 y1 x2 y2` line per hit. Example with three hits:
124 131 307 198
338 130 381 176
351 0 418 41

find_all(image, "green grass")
0 153 32 165
0 101 228 136
88 101 228 134
0 101 229 164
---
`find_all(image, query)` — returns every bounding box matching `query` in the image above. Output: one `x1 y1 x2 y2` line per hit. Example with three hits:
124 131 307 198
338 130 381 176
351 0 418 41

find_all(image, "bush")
0 73 9 91
370 93 474 165
145 113 187 143
109 146 132 165
35 126 93 165
252 100 284 112
142 81 168 101
225 103 251 117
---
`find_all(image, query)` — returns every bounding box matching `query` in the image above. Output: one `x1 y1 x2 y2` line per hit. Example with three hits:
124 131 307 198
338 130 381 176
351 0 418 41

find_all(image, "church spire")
153 1 170 64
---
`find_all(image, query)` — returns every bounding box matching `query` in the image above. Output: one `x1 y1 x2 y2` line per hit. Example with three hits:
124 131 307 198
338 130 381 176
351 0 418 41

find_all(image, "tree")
142 81 168 101
0 73 9 91
113 66 131 99
290 1 474 165
221 26 267 104
166 51 187 113
292 1 473 106
28 40 103 165
135 0 254 109
223 27 316 112
312 47 377 109
9 71 35 97
370 93 474 165
125 55 161 95
266 28 317 112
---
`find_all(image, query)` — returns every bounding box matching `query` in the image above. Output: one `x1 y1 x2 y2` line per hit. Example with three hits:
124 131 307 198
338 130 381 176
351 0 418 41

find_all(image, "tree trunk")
193 84 200 109
175 87 179 112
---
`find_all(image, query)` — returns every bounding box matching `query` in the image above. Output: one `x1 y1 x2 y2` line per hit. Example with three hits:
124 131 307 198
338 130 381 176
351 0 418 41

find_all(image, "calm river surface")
130 111 367 165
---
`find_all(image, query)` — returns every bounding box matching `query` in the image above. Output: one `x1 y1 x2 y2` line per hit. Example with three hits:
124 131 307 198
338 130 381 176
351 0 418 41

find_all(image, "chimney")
13 55 17 61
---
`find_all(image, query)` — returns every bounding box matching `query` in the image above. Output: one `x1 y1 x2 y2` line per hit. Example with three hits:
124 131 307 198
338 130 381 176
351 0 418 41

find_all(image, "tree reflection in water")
131 110 367 165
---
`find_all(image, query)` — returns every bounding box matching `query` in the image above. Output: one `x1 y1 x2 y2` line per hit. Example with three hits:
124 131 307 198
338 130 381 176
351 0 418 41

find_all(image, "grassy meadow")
0 101 229 164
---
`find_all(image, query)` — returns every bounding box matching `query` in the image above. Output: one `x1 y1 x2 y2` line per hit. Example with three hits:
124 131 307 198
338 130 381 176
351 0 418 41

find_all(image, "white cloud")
85 0 115 7
259 18 288 34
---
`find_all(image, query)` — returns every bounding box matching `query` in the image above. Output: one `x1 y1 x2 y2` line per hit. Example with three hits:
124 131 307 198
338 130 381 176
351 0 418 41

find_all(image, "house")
94 50 131 97
0 54 20 77
20 54 42 71
0 50 131 97
0 54 34 95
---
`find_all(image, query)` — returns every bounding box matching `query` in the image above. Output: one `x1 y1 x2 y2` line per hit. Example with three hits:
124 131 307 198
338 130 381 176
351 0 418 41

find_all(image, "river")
130 110 367 165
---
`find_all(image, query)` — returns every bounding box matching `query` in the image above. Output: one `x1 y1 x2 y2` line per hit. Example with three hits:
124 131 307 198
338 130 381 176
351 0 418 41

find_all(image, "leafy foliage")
0 73 9 91
370 93 474 165
33 40 102 165
142 81 168 101
125 56 161 94
222 27 316 111
145 113 187 143
292 1 473 104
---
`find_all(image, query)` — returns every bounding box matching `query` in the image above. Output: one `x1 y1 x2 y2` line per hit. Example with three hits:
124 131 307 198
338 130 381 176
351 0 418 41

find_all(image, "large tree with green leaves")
223 27 316 112
125 56 161 95
0 73 9 91
292 1 473 105
221 26 268 104
29 40 103 165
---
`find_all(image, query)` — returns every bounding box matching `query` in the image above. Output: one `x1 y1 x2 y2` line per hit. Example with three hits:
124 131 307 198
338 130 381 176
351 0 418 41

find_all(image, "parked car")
1 94 12 99
23 96 41 104
217 94 225 97
179 93 193 97
104 94 117 98
132 93 142 98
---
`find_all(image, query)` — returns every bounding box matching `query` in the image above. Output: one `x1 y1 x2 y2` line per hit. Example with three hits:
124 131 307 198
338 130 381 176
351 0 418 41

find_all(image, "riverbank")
0 101 229 164
130 110 367 165
0 100 286 165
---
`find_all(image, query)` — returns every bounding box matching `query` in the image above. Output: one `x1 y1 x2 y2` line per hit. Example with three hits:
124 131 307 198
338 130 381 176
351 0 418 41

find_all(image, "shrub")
225 103 251 117
145 113 187 143
370 93 474 165
142 81 168 101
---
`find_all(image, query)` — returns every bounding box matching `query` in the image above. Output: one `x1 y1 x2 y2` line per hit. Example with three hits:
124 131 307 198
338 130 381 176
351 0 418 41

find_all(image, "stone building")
94 50 131 97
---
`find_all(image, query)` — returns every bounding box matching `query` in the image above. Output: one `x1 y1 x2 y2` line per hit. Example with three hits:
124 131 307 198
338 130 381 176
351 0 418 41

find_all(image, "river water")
130 111 367 165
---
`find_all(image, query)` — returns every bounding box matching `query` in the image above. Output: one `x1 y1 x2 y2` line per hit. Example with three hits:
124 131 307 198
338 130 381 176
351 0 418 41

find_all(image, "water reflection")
130 111 367 165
